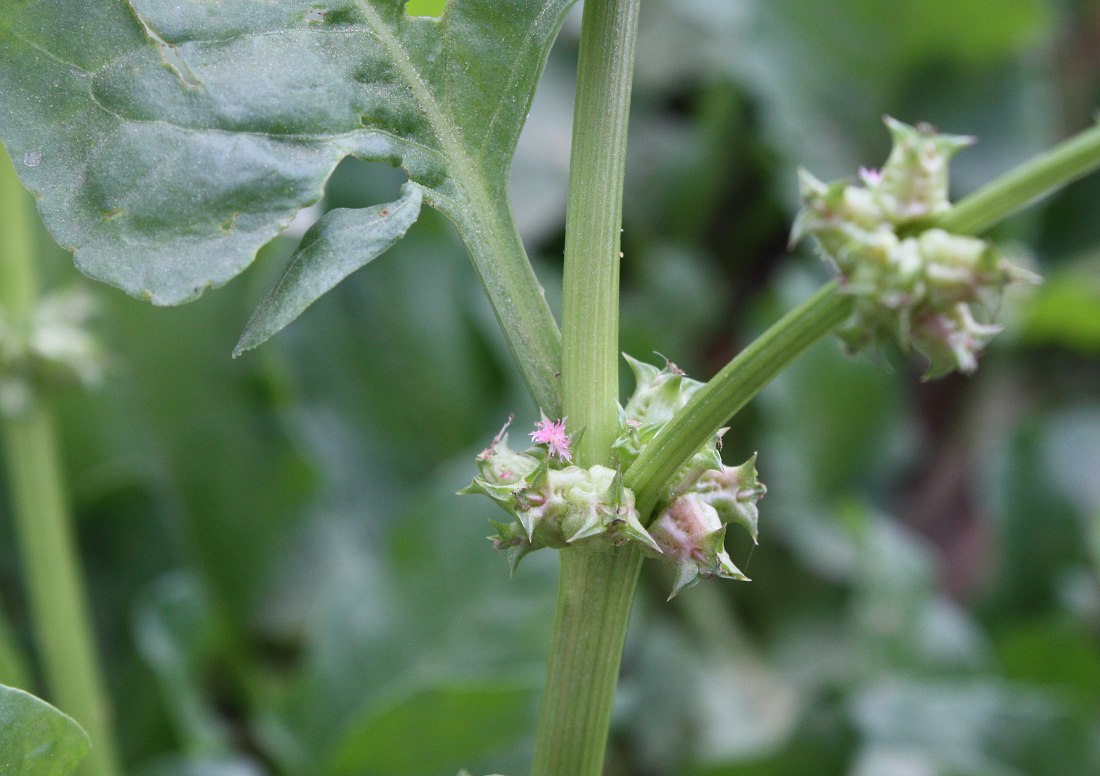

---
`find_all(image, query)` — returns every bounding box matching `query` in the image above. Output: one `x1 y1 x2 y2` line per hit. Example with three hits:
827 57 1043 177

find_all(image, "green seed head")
793 117 1039 377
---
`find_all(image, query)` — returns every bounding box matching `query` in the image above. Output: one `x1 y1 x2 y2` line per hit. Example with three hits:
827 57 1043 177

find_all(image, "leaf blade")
0 0 568 302
0 0 570 409
0 684 91 776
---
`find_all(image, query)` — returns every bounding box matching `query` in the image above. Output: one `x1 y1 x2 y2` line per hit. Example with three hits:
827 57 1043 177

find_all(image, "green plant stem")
533 0 641 773
533 545 644 775
0 152 121 776
938 121 1100 235
559 0 639 462
627 282 852 519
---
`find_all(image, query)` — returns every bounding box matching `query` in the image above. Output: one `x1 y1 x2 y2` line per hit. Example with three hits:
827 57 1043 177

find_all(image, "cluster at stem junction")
462 355 765 599
0 288 103 415
792 116 1040 378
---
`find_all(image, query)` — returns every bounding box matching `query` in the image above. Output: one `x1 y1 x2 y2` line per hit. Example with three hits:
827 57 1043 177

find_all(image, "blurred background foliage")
2 0 1100 774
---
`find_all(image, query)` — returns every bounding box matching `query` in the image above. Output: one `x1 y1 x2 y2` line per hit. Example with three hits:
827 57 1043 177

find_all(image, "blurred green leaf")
850 513 988 675
135 756 265 776
270 210 513 466
96 282 315 619
0 684 90 776
404 0 446 16
133 571 233 756
995 618 1100 704
637 0 1054 197
1020 255 1100 354
851 678 1098 776
251 461 554 774
619 602 803 774
981 420 1084 616
326 680 537 776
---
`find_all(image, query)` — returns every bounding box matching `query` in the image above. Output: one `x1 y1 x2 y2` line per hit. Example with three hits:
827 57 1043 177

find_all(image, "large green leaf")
0 0 568 410
0 684 90 776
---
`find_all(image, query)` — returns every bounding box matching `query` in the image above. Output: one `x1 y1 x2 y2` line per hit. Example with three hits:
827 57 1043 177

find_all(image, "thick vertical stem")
533 545 644 776
560 0 639 463
533 0 642 774
0 150 122 776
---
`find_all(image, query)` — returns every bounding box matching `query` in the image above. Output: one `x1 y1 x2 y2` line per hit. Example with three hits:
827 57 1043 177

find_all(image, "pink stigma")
530 416 572 462
859 166 883 186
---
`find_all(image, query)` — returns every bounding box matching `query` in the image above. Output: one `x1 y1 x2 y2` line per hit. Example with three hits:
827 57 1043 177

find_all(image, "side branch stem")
625 120 1100 521
627 283 852 519
939 121 1100 235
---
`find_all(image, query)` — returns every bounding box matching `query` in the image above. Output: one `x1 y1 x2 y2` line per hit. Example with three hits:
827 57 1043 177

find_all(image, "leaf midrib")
353 0 491 222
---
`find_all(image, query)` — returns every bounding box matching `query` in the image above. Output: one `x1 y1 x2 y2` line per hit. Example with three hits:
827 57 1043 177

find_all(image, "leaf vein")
7 28 90 74
352 0 478 208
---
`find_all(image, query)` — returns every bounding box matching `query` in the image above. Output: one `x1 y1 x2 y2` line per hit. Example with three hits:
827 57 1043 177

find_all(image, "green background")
2 0 1100 774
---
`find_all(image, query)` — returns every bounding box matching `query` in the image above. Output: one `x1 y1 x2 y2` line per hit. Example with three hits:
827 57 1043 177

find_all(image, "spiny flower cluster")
791 116 1039 378
462 414 657 574
463 355 766 599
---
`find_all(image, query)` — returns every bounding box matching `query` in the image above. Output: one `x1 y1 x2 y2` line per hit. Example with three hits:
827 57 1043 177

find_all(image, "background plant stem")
0 150 121 776
532 0 641 772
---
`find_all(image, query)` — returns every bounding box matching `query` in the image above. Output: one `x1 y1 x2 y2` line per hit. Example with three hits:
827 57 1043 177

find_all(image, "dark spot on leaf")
380 208 390 216
351 60 395 85
305 6 326 22
323 7 360 25
219 214 239 234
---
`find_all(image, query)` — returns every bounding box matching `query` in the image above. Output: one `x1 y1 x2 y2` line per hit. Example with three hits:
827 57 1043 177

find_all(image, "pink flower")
859 166 883 186
530 415 572 462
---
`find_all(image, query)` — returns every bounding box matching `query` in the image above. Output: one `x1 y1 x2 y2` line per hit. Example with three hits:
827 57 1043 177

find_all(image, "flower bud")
465 420 660 572
649 493 748 600
470 361 768 598
874 117 974 222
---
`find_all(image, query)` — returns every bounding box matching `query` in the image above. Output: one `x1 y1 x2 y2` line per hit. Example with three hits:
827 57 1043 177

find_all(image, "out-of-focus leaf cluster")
1 0 1099 774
